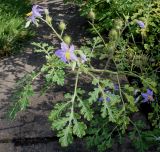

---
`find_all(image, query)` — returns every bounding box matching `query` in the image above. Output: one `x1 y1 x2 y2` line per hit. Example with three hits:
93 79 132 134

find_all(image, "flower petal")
55 49 64 57
70 52 78 61
55 49 67 62
147 89 153 96
60 56 67 62
28 15 36 23
69 45 75 52
141 93 148 98
61 42 69 52
141 93 148 102
142 98 148 103
32 5 42 17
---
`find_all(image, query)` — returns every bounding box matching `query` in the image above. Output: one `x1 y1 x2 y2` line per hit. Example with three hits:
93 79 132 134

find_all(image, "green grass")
0 0 33 56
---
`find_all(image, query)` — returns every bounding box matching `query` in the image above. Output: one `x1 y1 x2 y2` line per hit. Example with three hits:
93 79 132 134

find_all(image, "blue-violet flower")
114 84 119 91
141 89 154 103
55 42 78 63
137 20 145 29
27 5 43 23
99 97 111 102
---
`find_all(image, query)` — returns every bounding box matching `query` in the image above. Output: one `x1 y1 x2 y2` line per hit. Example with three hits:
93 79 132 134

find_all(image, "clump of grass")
0 0 33 56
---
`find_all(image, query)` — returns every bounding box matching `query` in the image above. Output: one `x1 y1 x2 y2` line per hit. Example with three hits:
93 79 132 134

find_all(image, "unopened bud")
46 16 52 24
107 42 116 52
114 19 123 30
109 29 118 41
44 9 49 15
59 21 66 31
63 35 71 45
88 9 95 20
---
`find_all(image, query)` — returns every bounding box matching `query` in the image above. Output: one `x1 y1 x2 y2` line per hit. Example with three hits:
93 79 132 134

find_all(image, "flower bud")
46 16 52 24
44 9 49 15
88 9 96 20
63 35 71 45
114 19 123 30
59 21 66 31
109 29 118 41
107 42 116 52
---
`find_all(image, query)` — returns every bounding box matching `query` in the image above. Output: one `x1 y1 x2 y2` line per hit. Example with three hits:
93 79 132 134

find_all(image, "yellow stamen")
26 11 32 17
65 51 70 60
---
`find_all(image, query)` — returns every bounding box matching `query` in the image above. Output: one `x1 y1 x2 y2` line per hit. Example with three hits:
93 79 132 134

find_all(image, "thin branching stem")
40 18 64 42
89 21 106 46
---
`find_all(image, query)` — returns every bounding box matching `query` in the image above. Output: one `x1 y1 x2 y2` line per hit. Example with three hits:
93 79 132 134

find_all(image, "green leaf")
92 78 99 85
124 84 134 93
88 88 100 104
8 83 34 119
49 102 70 121
77 96 93 121
80 101 94 121
51 118 68 131
125 93 138 112
32 42 54 53
141 78 157 93
58 126 73 147
45 68 65 85
73 121 87 138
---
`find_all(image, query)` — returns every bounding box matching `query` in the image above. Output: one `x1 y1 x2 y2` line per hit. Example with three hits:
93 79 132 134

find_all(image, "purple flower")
141 89 154 103
27 5 44 23
114 84 119 91
55 42 78 63
137 20 145 29
99 90 112 102
106 97 111 102
104 84 119 92
98 97 111 102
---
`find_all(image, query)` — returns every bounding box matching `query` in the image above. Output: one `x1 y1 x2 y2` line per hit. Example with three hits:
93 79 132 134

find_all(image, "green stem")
89 67 118 75
68 69 80 125
40 18 64 42
60 29 64 37
88 40 98 67
131 52 136 72
88 67 143 80
116 74 126 111
88 67 153 90
89 21 106 46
